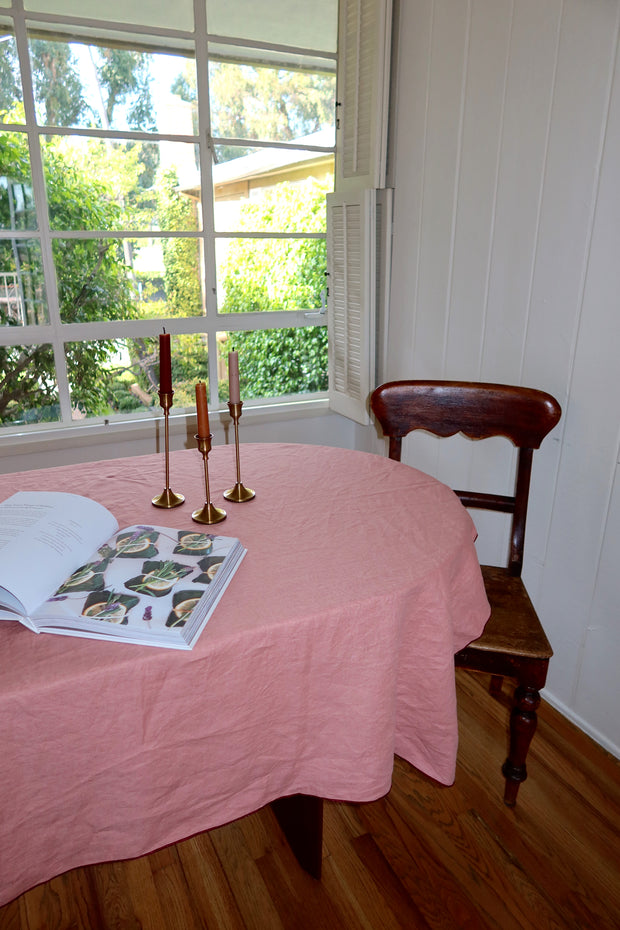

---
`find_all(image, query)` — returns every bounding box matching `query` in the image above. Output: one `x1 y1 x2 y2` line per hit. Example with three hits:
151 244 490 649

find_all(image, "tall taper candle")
228 350 240 404
159 332 172 394
195 381 210 437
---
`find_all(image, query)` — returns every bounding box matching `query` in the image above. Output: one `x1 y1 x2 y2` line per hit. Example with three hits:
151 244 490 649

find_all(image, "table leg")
270 794 323 879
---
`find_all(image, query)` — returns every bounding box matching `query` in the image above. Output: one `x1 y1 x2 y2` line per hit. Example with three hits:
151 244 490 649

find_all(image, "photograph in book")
0 491 246 649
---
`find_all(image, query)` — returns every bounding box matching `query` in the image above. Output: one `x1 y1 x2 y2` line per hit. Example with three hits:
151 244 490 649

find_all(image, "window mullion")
12 2 73 423
194 0 220 407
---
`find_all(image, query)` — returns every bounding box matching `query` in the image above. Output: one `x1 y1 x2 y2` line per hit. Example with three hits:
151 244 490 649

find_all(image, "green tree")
156 168 202 315
91 46 159 196
94 48 155 131
209 63 334 142
30 40 88 126
174 61 335 161
220 179 329 398
0 132 138 423
0 38 87 126
0 35 22 115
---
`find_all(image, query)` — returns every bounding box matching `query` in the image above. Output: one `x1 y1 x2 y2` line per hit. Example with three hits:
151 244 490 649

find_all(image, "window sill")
0 396 348 474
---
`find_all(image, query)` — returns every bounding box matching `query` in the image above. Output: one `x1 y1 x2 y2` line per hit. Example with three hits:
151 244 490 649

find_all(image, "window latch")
304 288 328 319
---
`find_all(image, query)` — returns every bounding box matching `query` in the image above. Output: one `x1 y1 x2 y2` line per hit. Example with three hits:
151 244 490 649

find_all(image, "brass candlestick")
224 401 255 502
192 433 226 524
152 391 185 509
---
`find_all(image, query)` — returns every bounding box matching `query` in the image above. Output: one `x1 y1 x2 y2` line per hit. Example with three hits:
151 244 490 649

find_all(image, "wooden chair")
370 380 562 805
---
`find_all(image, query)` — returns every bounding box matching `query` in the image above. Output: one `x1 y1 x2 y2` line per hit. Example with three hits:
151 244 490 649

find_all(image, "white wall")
387 0 620 757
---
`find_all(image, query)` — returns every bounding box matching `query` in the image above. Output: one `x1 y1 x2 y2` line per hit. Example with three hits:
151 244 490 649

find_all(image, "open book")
0 491 246 650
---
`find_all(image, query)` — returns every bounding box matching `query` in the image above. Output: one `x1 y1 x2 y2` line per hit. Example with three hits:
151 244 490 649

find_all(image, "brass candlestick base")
192 433 226 525
224 481 255 503
223 400 255 502
192 501 227 524
152 487 185 508
152 391 185 509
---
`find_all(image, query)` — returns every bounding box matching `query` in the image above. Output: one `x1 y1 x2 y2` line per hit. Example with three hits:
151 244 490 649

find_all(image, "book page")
31 525 245 649
0 491 119 618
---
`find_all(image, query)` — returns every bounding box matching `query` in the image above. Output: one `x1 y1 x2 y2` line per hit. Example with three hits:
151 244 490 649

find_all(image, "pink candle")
159 333 172 394
228 351 240 404
195 382 210 437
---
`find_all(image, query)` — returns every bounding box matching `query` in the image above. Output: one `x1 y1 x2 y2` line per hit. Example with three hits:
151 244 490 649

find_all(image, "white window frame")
0 0 336 435
1 0 394 441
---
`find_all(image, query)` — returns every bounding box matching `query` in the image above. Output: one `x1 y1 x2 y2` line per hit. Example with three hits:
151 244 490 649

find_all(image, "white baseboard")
542 689 620 761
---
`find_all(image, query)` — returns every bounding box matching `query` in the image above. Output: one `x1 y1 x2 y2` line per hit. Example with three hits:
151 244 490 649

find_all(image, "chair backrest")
370 381 561 576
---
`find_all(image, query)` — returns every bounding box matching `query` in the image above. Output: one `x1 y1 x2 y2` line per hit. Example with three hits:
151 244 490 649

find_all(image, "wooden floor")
2 670 619 930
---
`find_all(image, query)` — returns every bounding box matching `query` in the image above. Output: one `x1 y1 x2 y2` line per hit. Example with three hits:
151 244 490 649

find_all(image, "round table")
0 443 489 904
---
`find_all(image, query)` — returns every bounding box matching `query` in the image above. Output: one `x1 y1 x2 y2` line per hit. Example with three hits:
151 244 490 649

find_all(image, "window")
0 0 338 429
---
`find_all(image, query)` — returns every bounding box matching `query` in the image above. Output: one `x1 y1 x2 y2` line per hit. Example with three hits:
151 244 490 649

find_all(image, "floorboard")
2 671 619 930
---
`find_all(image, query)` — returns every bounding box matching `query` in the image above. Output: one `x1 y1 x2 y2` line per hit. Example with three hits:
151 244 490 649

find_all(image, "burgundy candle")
159 333 172 394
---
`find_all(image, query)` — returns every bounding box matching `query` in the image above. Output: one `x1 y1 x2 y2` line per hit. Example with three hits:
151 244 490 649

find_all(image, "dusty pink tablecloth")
0 443 489 905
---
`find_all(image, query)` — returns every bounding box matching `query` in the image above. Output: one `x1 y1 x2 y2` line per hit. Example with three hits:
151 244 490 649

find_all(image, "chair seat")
466 565 553 659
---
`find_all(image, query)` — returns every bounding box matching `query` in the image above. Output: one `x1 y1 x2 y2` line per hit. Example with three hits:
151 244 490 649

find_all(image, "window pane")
133 237 204 319
218 326 327 400
206 0 338 54
67 333 208 418
52 236 204 323
0 342 59 426
213 160 332 232
209 60 336 146
0 22 24 121
1 131 37 230
28 36 197 135
24 0 194 32
216 236 326 313
0 3 333 431
0 238 48 324
42 136 200 232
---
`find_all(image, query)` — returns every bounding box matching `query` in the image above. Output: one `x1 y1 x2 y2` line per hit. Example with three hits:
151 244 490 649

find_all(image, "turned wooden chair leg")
502 684 541 807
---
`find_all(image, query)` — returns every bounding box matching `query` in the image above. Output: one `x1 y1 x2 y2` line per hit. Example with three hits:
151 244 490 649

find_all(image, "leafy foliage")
0 34 22 117
0 132 137 423
0 39 160 423
209 63 334 142
174 61 335 162
221 179 329 398
30 40 87 126
156 168 202 315
95 48 156 131
1 42 332 423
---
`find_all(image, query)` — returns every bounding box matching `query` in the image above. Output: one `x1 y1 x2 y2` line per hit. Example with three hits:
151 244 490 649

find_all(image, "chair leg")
489 675 503 697
502 684 541 807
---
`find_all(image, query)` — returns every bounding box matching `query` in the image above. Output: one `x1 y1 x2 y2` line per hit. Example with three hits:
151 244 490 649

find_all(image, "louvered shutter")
335 0 392 193
327 0 393 423
327 190 377 424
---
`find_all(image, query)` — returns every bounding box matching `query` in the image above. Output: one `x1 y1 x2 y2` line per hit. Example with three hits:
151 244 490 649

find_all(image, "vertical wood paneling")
522 0 620 393
574 463 620 750
386 0 620 755
411 0 470 377
521 0 618 607
444 0 513 379
442 0 515 558
539 2 620 719
481 0 563 385
385 0 433 376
